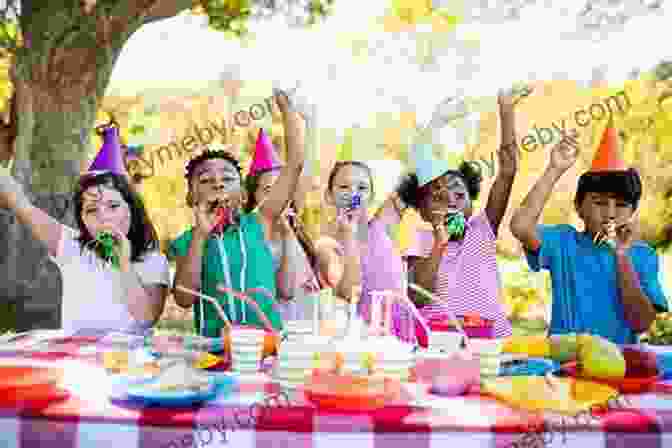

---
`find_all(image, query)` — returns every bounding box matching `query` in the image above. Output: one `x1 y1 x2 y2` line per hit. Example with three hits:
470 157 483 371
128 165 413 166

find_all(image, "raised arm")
510 134 579 250
485 90 519 235
0 170 62 257
258 91 305 230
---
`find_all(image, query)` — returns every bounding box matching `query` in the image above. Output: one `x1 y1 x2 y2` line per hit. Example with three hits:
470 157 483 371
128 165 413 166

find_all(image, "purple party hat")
88 125 127 176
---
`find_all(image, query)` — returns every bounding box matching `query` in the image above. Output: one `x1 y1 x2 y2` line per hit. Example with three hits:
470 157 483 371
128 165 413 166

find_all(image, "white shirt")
49 225 170 334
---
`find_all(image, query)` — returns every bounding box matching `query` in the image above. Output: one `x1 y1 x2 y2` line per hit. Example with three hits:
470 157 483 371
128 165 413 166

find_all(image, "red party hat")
590 120 628 172
248 129 283 176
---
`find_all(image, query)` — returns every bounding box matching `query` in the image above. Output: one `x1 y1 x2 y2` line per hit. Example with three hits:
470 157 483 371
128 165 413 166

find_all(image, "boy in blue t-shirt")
510 125 667 344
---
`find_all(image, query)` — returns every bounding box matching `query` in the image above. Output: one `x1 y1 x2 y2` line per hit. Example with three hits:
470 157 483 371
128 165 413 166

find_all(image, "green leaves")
195 0 335 39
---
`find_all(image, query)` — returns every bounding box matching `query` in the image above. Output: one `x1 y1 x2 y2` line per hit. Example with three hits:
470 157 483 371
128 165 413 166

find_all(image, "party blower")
86 231 121 269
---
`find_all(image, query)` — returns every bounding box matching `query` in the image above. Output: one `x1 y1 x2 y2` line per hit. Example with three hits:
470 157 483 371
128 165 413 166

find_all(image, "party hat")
249 128 283 176
590 120 628 172
411 142 452 187
89 125 127 175
336 127 355 161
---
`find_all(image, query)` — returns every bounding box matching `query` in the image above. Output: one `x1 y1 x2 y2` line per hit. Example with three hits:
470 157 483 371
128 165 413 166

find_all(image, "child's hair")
184 149 244 206
73 171 159 262
184 149 243 181
575 169 642 209
326 161 376 199
397 161 483 210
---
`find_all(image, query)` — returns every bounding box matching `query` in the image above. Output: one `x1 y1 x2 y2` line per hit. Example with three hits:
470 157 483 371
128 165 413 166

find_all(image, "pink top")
405 212 512 338
317 207 421 344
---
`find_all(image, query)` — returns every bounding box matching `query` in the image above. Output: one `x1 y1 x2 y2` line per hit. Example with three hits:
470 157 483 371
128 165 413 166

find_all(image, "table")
1 332 672 448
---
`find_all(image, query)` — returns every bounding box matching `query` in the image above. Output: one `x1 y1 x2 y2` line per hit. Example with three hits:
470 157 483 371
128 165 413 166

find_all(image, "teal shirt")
168 211 283 337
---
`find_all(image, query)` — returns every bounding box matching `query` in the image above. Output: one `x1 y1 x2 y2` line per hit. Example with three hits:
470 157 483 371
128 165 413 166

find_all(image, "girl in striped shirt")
396 88 525 338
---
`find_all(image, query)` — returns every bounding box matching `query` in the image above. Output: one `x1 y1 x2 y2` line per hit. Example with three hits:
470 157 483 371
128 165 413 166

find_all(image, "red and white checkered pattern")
1 335 672 447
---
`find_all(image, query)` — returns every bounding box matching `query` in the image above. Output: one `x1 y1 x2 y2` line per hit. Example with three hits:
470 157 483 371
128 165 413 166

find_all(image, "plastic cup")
469 338 504 378
427 331 464 355
230 329 266 374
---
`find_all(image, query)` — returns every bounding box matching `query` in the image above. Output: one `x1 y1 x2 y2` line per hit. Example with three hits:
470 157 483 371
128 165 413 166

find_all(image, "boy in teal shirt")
169 90 305 337
510 124 667 344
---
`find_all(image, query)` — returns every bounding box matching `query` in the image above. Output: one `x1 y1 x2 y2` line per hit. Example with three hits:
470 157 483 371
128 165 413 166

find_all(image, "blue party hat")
411 143 452 187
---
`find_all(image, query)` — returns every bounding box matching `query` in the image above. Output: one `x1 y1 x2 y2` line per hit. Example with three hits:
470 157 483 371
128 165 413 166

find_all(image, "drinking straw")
174 285 232 332
407 283 471 351
348 285 362 339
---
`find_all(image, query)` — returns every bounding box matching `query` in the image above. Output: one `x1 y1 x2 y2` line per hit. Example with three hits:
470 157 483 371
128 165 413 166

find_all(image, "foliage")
194 0 335 39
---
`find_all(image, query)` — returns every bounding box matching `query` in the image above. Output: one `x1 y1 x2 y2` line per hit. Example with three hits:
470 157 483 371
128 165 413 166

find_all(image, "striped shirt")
405 212 512 339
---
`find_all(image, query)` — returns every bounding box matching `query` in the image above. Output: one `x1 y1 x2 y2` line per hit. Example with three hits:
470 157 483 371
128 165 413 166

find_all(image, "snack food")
145 362 211 393
642 312 672 346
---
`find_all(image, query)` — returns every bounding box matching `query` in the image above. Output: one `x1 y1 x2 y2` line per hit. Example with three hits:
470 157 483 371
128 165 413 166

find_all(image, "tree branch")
142 0 194 25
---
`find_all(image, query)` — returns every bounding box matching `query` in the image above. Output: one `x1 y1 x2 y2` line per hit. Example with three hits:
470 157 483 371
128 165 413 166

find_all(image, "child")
170 90 304 337
0 125 170 334
244 128 320 321
314 158 420 343
397 89 523 339
510 123 668 344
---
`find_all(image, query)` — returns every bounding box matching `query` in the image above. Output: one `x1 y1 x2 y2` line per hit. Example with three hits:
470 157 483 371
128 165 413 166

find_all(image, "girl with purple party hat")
244 128 320 322
0 122 170 334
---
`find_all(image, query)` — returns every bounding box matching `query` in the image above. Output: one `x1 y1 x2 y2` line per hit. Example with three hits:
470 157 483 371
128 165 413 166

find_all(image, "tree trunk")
0 1 143 330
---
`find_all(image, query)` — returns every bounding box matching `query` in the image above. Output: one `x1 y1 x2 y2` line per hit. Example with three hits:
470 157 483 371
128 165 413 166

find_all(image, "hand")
278 213 293 238
98 225 132 271
430 210 450 250
193 201 218 240
614 221 636 253
335 208 358 239
498 84 533 110
549 132 579 173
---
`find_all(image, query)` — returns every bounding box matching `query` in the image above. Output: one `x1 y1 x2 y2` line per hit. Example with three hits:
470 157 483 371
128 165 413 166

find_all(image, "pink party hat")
249 128 283 176
89 125 127 176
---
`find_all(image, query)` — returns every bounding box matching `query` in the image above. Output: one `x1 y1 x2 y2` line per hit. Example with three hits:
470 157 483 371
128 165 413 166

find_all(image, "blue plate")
122 374 234 407
499 358 560 376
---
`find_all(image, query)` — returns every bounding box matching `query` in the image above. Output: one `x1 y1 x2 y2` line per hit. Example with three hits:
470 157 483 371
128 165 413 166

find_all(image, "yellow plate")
194 353 222 370
481 376 618 416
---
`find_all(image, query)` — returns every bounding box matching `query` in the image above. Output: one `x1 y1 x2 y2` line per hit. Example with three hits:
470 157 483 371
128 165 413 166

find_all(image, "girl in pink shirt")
397 89 525 338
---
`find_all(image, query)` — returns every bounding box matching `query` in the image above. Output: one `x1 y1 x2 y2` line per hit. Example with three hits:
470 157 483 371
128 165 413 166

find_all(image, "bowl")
562 362 661 393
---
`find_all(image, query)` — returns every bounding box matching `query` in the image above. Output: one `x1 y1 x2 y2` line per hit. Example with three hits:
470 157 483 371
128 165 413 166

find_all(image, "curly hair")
184 149 243 180
397 161 483 211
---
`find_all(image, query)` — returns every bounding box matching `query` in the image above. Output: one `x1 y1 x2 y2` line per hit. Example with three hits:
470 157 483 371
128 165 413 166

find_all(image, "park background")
0 0 671 336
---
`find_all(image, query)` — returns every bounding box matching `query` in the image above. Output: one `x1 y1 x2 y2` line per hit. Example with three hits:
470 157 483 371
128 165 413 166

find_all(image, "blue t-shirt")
525 224 668 344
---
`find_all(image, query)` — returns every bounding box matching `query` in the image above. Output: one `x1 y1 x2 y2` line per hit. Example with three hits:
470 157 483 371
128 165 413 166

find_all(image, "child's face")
328 164 373 211
189 159 244 210
419 173 472 223
576 192 634 234
81 185 131 237
253 170 280 208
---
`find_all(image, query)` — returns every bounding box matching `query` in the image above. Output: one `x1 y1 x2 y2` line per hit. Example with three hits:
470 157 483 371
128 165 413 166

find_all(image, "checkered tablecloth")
1 332 672 448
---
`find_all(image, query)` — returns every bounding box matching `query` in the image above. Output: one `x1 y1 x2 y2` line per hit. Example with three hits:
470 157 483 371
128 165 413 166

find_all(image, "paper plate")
481 376 617 415
562 362 661 394
303 372 400 412
0 366 70 407
123 375 225 407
